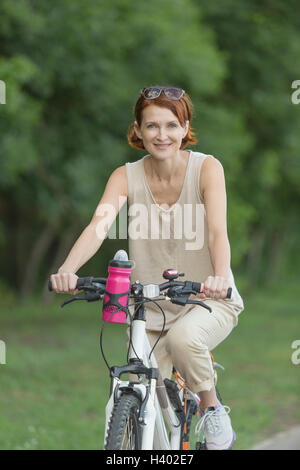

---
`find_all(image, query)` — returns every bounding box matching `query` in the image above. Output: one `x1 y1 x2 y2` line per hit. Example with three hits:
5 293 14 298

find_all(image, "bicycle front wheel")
105 393 142 450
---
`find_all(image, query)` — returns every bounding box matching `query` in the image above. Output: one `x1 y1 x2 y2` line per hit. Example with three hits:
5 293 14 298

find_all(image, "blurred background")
0 0 299 450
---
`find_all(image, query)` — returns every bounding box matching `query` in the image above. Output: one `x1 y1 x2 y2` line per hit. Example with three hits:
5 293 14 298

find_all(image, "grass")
0 282 299 450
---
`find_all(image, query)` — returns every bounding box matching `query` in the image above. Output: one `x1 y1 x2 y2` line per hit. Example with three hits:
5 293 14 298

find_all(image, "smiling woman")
133 106 189 163
50 85 244 450
127 85 198 150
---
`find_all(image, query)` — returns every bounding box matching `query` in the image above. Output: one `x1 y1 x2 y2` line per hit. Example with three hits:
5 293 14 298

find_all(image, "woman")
51 86 244 450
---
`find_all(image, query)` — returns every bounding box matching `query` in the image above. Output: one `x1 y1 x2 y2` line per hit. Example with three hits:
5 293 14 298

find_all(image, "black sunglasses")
141 87 185 100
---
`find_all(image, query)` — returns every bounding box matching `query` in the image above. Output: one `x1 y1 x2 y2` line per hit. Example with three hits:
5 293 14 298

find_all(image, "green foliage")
0 0 299 293
194 0 300 280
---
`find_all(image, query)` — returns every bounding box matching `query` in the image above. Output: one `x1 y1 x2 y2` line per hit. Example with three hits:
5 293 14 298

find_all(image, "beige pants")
127 300 238 393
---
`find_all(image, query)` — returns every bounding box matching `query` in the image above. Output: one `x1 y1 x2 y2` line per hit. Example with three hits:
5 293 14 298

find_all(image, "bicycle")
48 258 232 451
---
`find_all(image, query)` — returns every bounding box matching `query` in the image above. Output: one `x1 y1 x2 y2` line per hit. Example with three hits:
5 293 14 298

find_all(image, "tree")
1 0 244 297
194 0 300 284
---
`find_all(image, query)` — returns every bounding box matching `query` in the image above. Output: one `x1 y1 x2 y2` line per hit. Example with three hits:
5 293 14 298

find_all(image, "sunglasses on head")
141 87 185 100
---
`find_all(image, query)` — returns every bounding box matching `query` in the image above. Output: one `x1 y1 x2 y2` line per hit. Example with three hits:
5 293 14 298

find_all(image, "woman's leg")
164 302 236 397
198 388 219 411
127 301 236 404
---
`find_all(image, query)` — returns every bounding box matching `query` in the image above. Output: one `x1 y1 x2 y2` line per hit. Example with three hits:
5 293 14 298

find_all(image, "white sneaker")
195 404 236 450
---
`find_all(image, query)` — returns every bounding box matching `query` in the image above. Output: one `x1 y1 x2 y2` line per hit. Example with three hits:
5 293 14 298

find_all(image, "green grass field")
0 282 299 450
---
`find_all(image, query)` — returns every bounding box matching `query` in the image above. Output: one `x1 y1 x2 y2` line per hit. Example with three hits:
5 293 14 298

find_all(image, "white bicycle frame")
103 315 201 450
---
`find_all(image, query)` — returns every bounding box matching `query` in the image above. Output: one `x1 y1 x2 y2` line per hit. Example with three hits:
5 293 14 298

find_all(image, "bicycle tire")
105 393 142 450
183 386 223 450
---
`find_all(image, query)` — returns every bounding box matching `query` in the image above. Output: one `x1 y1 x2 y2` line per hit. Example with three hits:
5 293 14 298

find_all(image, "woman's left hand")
197 275 230 300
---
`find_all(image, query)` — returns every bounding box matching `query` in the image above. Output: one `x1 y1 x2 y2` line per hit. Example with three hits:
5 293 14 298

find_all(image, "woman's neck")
147 150 189 183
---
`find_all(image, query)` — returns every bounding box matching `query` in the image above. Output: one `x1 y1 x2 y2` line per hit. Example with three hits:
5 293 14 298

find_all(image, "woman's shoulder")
190 151 225 200
201 154 224 174
110 164 127 178
125 155 147 183
192 150 222 166
191 151 224 178
107 165 128 197
125 154 148 169
199 154 225 198
110 156 146 198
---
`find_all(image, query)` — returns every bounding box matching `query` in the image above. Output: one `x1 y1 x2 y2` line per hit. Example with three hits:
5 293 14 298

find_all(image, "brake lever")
186 299 212 313
170 295 212 313
61 296 84 307
61 291 104 307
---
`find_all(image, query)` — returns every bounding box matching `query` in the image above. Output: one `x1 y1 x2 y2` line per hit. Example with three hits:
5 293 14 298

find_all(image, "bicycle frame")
103 296 201 450
48 267 228 450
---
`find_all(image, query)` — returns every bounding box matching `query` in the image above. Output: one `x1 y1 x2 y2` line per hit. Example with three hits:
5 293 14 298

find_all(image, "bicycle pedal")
196 441 207 450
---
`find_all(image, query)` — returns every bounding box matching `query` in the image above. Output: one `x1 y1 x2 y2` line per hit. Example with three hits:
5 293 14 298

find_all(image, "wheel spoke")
121 415 135 449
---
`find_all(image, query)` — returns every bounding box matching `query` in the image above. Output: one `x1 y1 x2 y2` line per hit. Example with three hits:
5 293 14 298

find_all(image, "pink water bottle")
102 250 133 323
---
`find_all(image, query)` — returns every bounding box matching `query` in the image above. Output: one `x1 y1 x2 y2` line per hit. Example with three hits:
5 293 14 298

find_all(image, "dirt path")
250 425 300 450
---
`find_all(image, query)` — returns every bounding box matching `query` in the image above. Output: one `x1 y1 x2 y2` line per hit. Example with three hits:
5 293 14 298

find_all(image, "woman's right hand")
50 271 81 295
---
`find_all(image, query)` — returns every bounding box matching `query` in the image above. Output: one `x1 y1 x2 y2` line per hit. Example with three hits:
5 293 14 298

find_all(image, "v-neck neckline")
142 150 192 213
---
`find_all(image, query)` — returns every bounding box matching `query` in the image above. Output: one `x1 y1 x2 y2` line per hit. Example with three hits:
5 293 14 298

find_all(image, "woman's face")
134 105 189 159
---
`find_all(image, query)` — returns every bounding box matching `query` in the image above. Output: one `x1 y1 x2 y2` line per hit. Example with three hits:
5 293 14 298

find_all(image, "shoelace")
195 405 231 438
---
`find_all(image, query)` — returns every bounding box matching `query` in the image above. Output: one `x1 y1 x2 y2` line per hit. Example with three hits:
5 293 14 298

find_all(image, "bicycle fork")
104 319 182 450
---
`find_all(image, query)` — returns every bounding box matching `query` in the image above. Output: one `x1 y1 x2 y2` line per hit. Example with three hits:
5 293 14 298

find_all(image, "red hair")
127 86 198 150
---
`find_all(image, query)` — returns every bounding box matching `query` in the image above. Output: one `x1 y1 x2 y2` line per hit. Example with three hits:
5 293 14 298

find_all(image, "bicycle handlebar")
47 277 107 292
48 275 232 309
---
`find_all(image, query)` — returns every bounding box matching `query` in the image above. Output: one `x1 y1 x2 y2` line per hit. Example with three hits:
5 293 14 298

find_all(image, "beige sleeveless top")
125 150 244 331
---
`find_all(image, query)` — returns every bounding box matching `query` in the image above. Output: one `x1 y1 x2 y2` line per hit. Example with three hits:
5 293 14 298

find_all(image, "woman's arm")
51 165 128 293
199 156 231 299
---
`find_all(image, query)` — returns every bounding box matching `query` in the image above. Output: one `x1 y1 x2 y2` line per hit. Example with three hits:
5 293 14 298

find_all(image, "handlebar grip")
48 278 86 292
191 282 202 293
191 282 232 299
76 278 87 290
